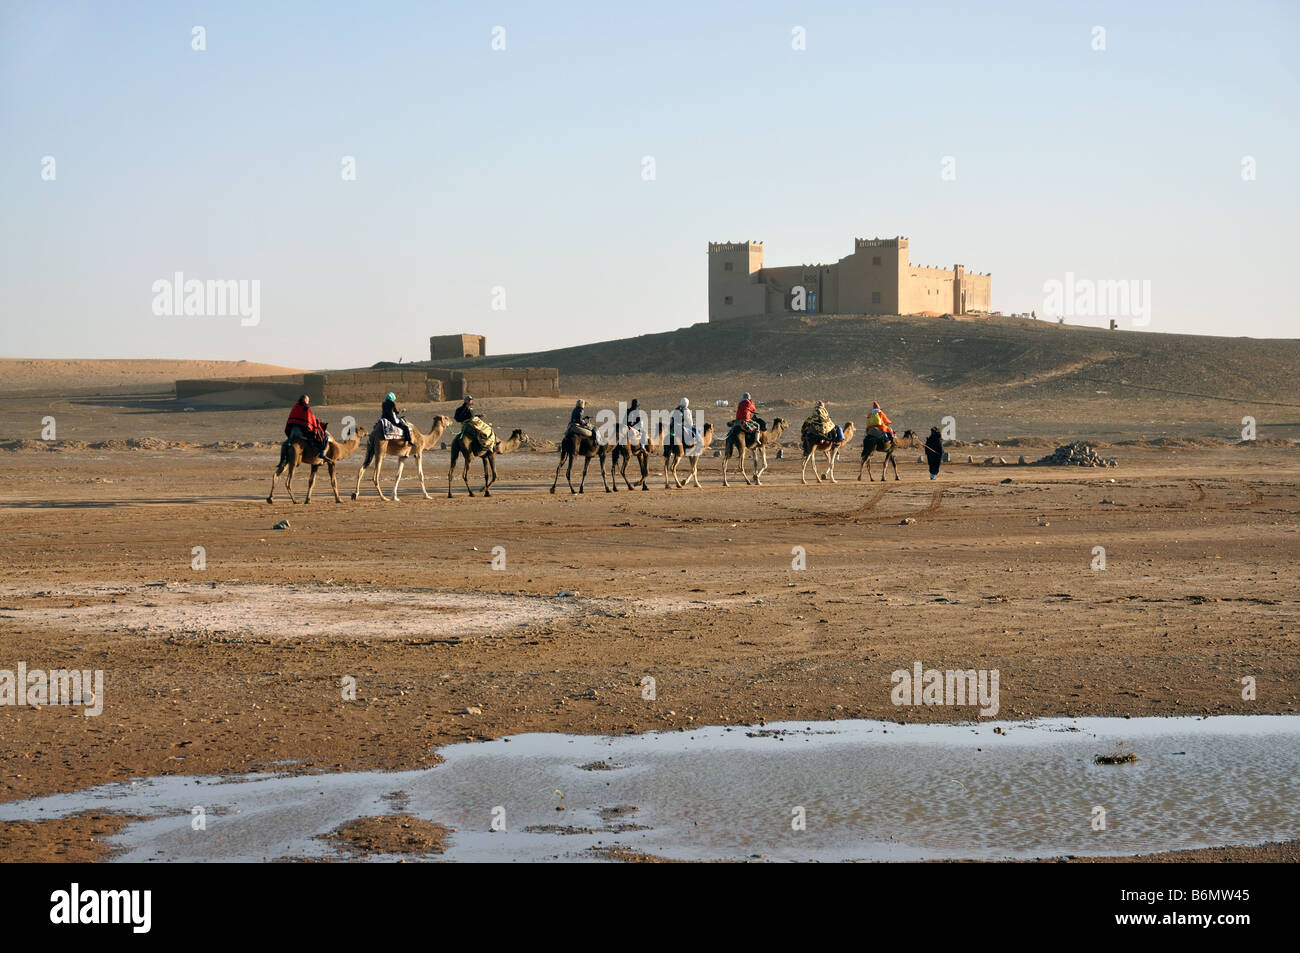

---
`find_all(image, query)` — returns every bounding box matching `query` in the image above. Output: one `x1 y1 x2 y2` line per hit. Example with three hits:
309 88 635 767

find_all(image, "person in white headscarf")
671 397 696 448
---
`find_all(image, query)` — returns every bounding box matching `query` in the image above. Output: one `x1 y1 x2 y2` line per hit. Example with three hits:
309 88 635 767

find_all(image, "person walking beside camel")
925 426 944 480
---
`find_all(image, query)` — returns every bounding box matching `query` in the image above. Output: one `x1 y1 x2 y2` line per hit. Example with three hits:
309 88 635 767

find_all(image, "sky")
2 0 1298 368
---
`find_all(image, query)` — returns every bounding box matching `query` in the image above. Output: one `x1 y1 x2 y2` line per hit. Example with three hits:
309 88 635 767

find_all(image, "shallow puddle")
2 715 1297 862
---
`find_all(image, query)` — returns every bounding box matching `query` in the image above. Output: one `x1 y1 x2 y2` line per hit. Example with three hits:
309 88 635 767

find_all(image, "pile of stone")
1032 442 1117 467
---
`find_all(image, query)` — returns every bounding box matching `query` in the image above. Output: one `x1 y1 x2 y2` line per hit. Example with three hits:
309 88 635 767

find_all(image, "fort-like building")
708 236 990 321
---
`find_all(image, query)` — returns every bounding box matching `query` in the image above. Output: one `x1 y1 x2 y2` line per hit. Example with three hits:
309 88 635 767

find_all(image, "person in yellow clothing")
866 401 895 439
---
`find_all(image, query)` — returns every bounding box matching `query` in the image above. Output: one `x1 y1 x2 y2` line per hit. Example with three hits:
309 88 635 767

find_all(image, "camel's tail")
360 435 376 470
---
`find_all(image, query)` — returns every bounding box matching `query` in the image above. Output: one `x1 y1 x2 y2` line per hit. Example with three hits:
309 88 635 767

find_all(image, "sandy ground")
0 390 1297 862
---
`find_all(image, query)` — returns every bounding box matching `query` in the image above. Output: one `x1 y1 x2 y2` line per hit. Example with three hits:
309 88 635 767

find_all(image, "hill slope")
434 313 1300 405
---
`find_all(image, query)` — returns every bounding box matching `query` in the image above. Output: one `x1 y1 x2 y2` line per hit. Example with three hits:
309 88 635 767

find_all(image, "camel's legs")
327 461 343 502
754 445 768 484
722 446 732 487
447 444 459 498
801 453 814 484
285 459 299 503
460 457 474 496
416 450 432 500
372 452 390 501
599 453 611 493
305 464 320 503
481 456 491 496
352 437 373 500
391 457 407 502
268 453 289 504
664 455 673 489
578 456 591 494
550 450 567 494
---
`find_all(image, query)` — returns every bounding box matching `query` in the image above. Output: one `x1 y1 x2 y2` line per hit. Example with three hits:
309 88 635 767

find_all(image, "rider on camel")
866 401 895 440
381 392 412 443
803 400 834 441
733 392 760 435
284 394 331 458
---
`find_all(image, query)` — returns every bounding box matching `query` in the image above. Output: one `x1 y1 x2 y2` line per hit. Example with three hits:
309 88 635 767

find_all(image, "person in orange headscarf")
865 400 895 439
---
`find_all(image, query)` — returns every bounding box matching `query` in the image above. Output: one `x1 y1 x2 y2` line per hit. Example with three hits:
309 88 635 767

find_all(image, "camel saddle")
376 418 406 440
863 425 891 443
463 416 496 451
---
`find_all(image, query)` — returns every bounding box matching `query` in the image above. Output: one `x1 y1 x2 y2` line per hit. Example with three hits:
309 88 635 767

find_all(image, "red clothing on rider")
285 399 325 441
735 398 756 423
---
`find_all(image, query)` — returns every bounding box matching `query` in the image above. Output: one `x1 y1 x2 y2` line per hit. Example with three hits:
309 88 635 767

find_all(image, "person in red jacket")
284 395 331 458
733 392 759 435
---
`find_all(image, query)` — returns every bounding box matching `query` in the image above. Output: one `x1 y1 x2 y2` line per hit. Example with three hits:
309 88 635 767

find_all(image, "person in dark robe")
380 392 411 443
925 426 944 480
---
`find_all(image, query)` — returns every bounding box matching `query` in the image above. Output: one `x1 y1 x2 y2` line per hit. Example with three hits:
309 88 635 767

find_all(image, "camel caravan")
268 391 938 502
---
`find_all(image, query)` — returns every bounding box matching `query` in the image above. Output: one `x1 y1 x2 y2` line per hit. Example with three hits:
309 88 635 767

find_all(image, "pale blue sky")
2 0 1297 367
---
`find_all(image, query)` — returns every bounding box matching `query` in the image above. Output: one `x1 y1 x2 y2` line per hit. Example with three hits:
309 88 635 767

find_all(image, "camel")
858 427 918 482
447 426 527 497
664 422 715 488
800 421 856 484
610 424 663 491
267 422 367 504
351 415 451 502
722 417 787 487
551 427 612 494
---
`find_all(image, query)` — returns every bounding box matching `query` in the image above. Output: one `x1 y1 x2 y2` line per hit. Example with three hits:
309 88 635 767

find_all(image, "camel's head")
431 414 451 430
841 422 856 440
901 428 916 441
509 428 527 442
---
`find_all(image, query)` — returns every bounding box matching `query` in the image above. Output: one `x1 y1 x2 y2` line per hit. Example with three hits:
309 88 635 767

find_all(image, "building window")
724 295 733 305
724 262 733 272
871 291 882 305
872 256 881 266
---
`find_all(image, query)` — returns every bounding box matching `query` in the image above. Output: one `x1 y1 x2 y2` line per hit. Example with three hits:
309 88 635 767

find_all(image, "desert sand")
0 340 1297 862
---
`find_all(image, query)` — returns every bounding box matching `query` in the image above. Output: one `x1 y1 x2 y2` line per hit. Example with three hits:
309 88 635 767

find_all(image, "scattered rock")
463 706 483 715
900 517 916 525
1032 442 1117 467
1000 478 1013 484
272 520 290 530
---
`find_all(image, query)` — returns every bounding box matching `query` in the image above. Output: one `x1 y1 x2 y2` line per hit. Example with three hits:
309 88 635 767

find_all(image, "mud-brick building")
708 236 991 321
429 334 486 360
